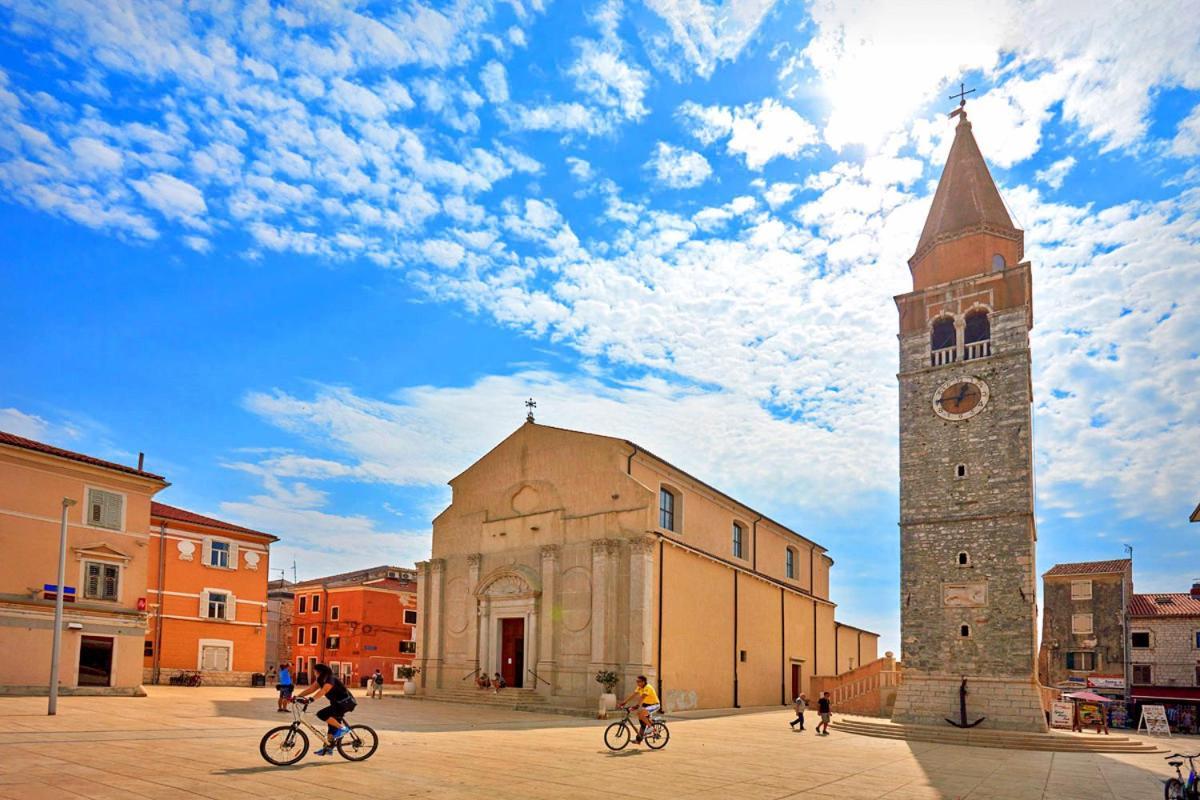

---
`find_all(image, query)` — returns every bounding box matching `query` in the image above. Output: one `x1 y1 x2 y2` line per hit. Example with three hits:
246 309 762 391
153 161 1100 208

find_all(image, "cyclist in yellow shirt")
620 675 660 743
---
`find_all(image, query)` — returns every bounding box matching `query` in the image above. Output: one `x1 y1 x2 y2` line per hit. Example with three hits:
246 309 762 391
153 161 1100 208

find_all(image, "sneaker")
314 746 334 756
332 725 352 739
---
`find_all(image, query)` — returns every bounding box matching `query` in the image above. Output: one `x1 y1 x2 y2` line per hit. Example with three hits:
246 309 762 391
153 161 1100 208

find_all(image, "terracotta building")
1129 584 1200 732
266 578 295 674
1039 559 1132 699
291 566 418 686
145 503 277 685
0 431 166 694
891 104 1045 730
414 421 878 712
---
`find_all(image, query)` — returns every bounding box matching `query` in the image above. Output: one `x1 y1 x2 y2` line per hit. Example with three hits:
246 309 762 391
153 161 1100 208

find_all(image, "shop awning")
1131 687 1200 701
1064 691 1114 703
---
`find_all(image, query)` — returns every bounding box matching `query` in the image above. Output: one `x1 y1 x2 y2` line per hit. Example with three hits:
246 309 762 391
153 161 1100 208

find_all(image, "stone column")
415 561 429 687
627 536 656 686
467 553 482 676
478 596 492 677
589 539 619 697
536 545 559 696
426 558 445 689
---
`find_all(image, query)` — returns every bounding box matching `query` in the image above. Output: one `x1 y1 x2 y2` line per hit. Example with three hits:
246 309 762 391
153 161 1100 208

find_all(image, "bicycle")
171 671 203 686
603 706 669 751
259 697 379 765
1164 752 1200 800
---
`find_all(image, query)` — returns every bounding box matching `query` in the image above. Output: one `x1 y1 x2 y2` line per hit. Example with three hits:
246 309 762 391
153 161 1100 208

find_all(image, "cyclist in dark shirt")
294 662 357 755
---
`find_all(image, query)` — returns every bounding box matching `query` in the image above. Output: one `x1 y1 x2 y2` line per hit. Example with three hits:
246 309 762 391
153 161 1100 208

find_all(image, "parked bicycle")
259 697 379 765
603 706 669 751
1164 752 1199 800
170 670 203 686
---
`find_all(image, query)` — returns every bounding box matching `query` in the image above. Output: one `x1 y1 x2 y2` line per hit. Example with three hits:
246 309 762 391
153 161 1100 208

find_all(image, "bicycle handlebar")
1166 753 1200 759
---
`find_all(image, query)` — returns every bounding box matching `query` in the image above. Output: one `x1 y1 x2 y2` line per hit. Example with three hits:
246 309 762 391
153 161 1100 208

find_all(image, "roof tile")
1044 559 1131 577
0 430 166 481
1129 593 1200 618
151 502 277 541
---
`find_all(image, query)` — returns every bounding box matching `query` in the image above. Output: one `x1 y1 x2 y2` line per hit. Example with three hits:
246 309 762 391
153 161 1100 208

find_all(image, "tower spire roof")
910 112 1018 267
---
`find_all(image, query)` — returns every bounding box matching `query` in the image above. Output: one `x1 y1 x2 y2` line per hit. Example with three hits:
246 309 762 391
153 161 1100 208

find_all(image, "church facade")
414 422 877 711
891 107 1047 731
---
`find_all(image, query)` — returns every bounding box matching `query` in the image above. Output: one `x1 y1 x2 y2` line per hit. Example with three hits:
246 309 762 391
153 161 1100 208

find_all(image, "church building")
414 421 878 712
891 102 1047 730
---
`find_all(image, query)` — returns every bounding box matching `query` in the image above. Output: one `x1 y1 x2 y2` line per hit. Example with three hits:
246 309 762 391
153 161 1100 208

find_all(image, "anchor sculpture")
944 677 986 728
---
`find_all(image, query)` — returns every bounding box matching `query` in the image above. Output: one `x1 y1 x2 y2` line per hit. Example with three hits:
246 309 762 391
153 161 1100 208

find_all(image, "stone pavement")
0 687 1182 799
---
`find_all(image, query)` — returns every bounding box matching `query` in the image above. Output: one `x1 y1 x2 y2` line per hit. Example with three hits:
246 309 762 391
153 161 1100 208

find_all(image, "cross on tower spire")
524 397 537 423
948 81 975 120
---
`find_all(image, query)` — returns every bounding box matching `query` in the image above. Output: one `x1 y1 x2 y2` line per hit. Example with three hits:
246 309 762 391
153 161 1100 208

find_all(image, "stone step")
397 690 594 718
830 719 1165 753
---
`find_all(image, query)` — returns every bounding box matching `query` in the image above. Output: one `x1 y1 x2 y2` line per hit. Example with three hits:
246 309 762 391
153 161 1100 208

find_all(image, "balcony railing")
931 346 956 367
963 340 992 361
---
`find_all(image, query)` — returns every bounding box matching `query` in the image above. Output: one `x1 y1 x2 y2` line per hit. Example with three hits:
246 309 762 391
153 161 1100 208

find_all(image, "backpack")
373 673 383 685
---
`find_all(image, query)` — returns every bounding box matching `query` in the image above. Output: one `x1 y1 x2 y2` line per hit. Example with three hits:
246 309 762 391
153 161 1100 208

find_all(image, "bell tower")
890 104 1046 731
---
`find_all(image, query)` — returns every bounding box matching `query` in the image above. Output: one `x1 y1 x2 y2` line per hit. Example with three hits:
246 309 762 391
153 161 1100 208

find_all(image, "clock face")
933 377 990 420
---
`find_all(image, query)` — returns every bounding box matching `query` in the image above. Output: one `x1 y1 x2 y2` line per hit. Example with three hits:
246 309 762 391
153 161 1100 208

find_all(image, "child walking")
789 693 808 731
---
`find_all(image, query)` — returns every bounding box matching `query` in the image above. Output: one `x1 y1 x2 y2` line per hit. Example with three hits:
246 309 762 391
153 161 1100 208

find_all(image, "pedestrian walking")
276 663 294 712
816 691 832 735
369 669 384 699
789 693 808 731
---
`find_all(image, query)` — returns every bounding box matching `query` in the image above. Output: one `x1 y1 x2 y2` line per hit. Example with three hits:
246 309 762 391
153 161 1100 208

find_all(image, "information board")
1050 701 1074 729
1138 704 1171 736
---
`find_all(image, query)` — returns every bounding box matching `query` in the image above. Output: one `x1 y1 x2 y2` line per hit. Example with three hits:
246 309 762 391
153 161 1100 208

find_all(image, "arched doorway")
476 567 542 689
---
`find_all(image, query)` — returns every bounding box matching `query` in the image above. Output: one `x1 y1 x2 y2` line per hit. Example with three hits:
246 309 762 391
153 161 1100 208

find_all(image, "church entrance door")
501 618 525 688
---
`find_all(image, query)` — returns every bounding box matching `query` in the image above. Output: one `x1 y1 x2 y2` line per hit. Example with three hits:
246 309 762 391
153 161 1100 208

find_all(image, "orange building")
0 431 167 694
145 503 277 685
291 566 417 687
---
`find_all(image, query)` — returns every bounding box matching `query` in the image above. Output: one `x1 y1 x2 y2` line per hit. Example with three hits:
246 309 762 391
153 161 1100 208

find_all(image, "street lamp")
48 496 77 716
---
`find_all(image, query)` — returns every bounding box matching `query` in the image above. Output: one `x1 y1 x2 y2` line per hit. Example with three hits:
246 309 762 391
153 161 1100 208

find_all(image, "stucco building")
144 503 277 685
291 566 418 686
891 105 1046 730
1129 584 1200 730
414 421 877 712
0 431 167 694
1039 559 1131 697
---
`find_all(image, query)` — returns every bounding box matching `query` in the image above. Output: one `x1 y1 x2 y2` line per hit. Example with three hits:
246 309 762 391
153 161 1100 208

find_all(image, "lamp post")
48 496 77 716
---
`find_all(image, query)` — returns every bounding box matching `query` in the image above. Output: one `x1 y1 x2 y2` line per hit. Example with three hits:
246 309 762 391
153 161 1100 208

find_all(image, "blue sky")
2 0 1198 654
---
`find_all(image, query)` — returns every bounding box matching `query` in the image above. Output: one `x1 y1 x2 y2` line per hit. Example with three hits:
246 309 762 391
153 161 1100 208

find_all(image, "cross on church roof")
948 82 975 119
525 397 537 423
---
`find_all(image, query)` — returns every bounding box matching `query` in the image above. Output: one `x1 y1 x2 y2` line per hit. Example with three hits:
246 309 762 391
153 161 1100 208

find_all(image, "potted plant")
397 665 421 696
595 669 619 711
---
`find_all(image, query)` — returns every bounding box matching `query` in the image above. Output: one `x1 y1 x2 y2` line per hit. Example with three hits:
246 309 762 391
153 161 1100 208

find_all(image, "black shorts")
317 698 356 722
278 685 294 698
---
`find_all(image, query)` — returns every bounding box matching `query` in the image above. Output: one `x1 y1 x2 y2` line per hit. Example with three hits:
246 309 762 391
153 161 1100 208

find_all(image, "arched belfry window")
963 310 991 361
992 253 1006 272
957 551 970 566
930 317 956 366
960 624 971 638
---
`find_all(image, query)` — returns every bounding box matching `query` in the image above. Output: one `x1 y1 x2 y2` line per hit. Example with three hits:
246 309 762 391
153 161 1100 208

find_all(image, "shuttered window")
84 561 120 601
200 590 236 620
86 489 123 530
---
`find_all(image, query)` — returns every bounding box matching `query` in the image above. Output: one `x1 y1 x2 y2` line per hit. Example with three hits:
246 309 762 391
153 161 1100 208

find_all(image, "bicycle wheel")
644 721 670 750
603 721 631 751
336 724 379 761
260 725 309 766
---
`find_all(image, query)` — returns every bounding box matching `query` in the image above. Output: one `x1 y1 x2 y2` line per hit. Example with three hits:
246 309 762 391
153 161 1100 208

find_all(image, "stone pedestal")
891 673 1047 732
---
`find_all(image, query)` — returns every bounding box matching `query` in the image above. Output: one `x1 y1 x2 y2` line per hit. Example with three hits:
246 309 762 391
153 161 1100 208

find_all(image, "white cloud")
1172 102 1200 156
645 0 778 78
479 60 509 103
0 408 51 439
645 141 712 188
422 238 466 269
1035 155 1077 190
129 172 208 228
680 99 819 169
566 156 593 181
568 39 650 122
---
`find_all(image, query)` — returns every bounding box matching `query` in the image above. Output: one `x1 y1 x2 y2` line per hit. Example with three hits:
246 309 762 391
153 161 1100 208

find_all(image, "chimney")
137 452 145 471
1191 580 1200 598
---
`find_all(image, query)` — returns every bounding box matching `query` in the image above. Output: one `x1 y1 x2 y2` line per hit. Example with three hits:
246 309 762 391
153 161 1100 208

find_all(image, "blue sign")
43 584 76 594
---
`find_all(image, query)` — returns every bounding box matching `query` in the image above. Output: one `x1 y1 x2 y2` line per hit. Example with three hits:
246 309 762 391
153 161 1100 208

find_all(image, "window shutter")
202 539 212 567
226 593 237 621
199 591 210 618
228 542 239 570
104 493 122 529
86 563 100 598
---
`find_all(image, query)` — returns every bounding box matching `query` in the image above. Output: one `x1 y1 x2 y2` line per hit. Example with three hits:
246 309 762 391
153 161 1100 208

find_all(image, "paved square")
0 688 1183 799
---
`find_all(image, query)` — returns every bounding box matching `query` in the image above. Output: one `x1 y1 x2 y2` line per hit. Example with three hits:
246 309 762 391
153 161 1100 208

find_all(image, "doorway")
500 618 525 688
78 636 113 687
791 663 802 701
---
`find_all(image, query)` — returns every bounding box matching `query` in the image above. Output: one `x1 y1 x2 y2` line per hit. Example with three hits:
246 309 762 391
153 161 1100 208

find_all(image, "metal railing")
527 668 551 687
461 667 481 681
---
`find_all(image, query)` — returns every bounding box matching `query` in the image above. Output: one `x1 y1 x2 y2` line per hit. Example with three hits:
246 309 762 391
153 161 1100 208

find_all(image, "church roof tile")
1044 559 1131 577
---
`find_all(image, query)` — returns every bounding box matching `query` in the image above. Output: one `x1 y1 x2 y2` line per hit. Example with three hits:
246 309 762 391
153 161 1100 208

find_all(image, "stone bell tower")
890 104 1046 731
